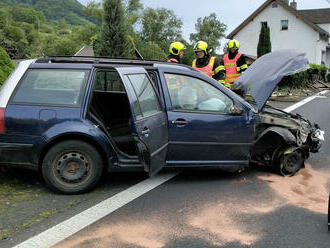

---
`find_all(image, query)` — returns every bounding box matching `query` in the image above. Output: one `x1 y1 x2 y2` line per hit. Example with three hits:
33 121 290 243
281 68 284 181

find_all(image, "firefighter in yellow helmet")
192 41 224 83
219 39 248 89
168 41 186 63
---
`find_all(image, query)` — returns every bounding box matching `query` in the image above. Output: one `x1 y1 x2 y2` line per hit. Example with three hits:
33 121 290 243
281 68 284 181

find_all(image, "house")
227 0 330 67
74 45 95 56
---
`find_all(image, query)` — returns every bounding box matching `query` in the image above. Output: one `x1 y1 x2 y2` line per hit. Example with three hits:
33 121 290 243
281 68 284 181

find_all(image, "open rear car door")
115 67 168 176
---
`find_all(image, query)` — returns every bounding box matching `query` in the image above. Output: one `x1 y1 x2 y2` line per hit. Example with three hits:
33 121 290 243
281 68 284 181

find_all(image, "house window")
281 20 288 30
272 3 278 8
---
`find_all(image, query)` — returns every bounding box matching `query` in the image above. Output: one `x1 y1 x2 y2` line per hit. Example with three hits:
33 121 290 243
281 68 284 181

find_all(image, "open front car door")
116 67 168 176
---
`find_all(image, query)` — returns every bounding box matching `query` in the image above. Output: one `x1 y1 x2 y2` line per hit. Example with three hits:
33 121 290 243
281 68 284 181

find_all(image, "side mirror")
229 105 244 116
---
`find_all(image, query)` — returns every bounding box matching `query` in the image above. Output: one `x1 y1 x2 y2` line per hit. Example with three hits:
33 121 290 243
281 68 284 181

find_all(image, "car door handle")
171 119 187 126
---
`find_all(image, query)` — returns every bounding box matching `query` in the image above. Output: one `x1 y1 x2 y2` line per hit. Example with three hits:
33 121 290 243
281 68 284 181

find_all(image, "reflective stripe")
240 64 248 70
192 59 196 67
224 82 232 88
214 65 224 74
226 73 240 78
224 63 237 67
226 78 238 82
219 80 231 88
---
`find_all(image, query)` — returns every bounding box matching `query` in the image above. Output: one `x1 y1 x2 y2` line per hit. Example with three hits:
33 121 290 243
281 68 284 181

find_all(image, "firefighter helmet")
228 39 240 49
193 41 209 54
169 42 186 56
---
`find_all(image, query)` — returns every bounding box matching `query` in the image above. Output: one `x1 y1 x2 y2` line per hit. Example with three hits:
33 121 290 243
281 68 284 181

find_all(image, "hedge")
278 63 329 89
0 46 15 86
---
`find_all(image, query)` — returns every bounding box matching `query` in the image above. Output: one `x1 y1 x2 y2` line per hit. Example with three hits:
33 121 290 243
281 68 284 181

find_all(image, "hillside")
0 0 93 25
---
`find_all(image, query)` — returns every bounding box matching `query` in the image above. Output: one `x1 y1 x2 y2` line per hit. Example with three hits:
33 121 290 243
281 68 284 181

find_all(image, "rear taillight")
0 107 5 134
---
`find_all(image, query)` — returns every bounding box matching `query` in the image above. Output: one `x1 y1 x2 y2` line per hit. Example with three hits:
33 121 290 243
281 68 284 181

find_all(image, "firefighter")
192 41 224 83
168 41 186 63
219 39 248 88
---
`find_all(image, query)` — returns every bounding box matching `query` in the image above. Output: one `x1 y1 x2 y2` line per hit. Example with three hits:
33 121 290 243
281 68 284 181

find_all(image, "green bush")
0 46 15 86
309 63 327 80
278 63 328 89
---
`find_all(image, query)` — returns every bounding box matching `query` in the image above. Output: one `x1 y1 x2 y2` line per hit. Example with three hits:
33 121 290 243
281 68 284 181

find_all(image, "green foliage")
83 1 103 23
278 64 329 89
140 8 183 50
257 23 271 57
94 0 131 57
11 6 45 24
309 63 328 79
0 46 15 86
0 0 93 25
189 13 226 52
0 8 10 28
137 40 167 61
4 26 26 42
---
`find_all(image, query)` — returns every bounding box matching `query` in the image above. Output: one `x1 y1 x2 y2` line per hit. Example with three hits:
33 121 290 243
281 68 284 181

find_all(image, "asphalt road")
2 92 330 248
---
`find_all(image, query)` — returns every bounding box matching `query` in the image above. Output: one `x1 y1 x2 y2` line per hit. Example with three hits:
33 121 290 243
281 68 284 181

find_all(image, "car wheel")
277 147 304 176
42 140 103 194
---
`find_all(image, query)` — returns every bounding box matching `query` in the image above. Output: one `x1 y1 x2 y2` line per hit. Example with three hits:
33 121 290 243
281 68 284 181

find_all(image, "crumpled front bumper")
308 129 324 153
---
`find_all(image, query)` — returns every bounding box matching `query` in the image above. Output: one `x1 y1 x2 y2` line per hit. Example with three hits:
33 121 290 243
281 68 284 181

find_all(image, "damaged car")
0 50 323 194
232 49 324 176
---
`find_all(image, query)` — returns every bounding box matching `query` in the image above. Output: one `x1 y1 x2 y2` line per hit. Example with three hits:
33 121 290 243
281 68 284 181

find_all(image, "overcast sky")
78 0 330 43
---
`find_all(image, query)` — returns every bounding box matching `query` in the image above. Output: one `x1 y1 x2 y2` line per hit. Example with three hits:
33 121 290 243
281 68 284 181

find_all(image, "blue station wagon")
0 50 323 194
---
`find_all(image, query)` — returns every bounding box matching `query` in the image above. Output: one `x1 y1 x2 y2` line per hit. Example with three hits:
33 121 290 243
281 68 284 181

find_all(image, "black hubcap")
55 152 89 183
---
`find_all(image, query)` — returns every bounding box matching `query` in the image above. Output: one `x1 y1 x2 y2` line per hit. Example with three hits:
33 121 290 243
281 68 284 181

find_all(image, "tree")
83 1 103 23
139 8 183 51
190 13 226 52
0 46 15 86
257 23 271 57
124 0 143 28
94 0 131 57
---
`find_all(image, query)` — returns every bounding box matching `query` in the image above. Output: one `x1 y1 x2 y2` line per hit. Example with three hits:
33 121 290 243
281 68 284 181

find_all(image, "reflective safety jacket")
223 52 242 85
192 56 216 77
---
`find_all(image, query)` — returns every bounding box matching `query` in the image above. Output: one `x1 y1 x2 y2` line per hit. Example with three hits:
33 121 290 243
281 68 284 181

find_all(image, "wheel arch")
38 133 113 172
256 126 296 146
251 126 297 166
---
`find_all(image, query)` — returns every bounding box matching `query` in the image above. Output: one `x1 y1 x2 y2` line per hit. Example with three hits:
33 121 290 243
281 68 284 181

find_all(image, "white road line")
13 90 329 248
13 172 179 248
284 90 329 113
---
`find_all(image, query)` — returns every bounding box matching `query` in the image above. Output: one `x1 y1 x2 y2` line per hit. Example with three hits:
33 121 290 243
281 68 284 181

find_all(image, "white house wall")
232 3 323 65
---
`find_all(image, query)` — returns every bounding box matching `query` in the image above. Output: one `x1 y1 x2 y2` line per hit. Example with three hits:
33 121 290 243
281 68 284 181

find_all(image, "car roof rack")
35 56 163 66
34 56 194 70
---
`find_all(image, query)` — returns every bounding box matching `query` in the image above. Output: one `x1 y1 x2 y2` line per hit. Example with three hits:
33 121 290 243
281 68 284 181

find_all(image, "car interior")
88 71 137 157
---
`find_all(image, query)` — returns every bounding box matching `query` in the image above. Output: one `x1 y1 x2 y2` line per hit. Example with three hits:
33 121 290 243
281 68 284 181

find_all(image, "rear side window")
10 69 89 106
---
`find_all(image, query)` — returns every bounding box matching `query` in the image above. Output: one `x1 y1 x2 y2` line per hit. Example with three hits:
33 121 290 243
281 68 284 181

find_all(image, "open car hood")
233 49 309 111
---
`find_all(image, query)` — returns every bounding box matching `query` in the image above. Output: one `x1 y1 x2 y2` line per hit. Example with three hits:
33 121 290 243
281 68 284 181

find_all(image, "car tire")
42 140 103 194
277 147 304 176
